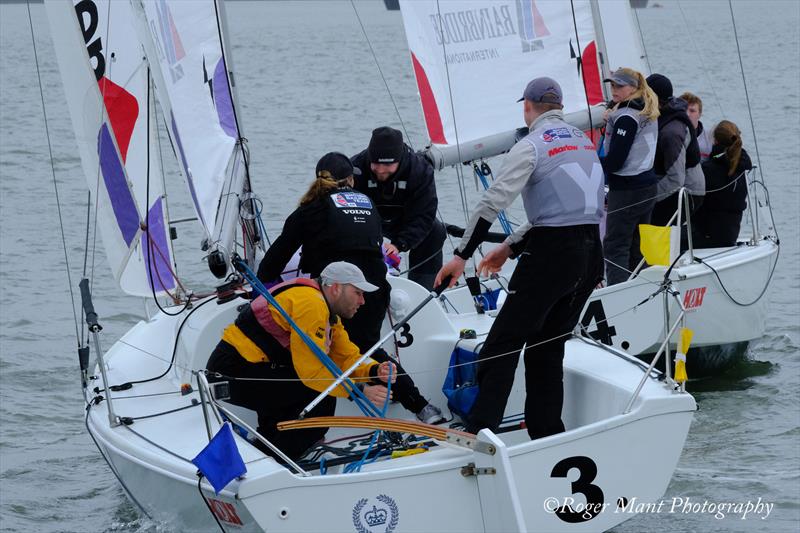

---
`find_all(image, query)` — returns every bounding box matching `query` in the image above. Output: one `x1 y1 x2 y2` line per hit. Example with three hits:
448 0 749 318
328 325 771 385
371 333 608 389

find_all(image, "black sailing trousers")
466 225 604 440
206 344 336 461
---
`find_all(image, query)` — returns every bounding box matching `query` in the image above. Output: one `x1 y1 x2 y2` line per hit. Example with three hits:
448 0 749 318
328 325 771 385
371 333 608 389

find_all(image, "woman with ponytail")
692 120 752 247
600 68 660 285
257 152 443 424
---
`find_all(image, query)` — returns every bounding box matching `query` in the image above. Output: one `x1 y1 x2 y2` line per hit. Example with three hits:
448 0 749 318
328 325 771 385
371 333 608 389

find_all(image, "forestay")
399 1 602 157
130 0 247 265
46 0 176 297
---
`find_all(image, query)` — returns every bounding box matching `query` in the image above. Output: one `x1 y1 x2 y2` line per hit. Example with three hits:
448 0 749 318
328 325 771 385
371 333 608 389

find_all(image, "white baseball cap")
320 261 379 292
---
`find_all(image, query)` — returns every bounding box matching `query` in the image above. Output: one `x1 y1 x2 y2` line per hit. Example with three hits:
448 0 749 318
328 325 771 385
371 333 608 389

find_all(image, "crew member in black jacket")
257 152 443 424
692 120 753 248
352 127 446 290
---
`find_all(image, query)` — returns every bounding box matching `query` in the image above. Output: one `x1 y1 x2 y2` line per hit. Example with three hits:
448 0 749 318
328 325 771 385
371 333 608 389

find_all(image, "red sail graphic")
97 77 138 162
411 52 447 145
581 41 603 106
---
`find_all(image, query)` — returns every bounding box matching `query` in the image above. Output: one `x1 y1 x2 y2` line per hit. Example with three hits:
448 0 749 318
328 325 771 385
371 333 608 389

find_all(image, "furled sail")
46 0 176 297
399 0 643 168
130 0 248 271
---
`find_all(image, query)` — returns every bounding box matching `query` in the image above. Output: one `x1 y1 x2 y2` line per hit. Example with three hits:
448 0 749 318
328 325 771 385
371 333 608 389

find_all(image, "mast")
589 0 612 103
206 0 260 275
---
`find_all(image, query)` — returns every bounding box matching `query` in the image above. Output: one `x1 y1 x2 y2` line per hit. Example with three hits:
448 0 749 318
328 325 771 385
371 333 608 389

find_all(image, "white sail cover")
46 0 176 297
131 0 241 243
399 0 605 150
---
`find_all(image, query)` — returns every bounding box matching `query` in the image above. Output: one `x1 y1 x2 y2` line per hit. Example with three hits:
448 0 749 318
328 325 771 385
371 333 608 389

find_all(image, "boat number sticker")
396 323 414 348
207 498 244 527
580 300 617 346
550 456 605 523
352 494 399 532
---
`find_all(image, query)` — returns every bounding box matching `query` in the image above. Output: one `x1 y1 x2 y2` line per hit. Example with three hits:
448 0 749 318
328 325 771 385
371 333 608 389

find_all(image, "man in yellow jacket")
207 261 395 459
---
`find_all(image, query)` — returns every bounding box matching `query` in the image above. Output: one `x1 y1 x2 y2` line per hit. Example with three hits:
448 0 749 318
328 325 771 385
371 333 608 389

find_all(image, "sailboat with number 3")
41 0 707 531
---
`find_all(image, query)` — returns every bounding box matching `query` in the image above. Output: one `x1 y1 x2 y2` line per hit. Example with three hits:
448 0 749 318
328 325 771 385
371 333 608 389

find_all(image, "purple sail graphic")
142 197 176 291
213 58 237 138
98 124 139 246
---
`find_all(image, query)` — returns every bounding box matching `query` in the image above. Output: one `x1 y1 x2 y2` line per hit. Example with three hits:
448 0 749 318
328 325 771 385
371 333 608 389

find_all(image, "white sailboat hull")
85 277 695 532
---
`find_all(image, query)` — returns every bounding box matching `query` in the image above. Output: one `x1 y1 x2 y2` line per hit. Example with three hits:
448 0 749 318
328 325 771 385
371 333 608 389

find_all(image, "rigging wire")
84 405 152 520
675 1 726 118
26 1 81 348
89 0 116 294
144 69 194 316
631 4 652 73
568 0 595 139
349 0 413 149
212 0 260 265
434 0 471 227
727 0 766 186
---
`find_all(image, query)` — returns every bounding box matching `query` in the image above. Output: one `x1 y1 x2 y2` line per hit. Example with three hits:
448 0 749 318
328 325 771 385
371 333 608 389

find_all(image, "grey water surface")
1 1 798 532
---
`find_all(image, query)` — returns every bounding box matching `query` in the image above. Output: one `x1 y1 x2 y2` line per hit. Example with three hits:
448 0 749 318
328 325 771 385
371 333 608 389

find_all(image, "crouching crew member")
352 126 446 291
207 262 396 460
435 77 604 440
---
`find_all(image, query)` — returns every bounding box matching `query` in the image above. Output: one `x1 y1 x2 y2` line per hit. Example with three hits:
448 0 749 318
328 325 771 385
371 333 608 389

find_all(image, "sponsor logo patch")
331 192 372 209
541 128 572 143
547 145 578 157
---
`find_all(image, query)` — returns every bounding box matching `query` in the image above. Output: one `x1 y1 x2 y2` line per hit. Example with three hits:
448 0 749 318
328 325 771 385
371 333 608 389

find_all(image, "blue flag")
192 423 247 494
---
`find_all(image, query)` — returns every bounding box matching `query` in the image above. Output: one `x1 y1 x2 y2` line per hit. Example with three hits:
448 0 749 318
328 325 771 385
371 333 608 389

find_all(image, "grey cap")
517 77 563 104
603 69 639 88
320 261 379 292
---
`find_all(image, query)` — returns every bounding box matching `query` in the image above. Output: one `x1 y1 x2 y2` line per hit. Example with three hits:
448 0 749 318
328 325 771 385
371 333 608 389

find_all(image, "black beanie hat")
368 127 404 164
646 73 673 102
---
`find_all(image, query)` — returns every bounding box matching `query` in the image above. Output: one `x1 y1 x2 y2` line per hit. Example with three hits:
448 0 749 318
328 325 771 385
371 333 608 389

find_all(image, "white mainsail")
399 0 644 167
130 0 248 270
46 0 176 297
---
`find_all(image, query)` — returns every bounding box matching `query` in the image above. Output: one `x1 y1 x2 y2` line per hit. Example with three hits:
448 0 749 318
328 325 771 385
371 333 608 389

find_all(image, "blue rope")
234 259 381 417
344 365 392 473
474 166 512 235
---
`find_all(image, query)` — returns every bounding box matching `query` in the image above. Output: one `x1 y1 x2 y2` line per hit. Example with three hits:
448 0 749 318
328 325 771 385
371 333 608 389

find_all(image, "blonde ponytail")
299 171 341 206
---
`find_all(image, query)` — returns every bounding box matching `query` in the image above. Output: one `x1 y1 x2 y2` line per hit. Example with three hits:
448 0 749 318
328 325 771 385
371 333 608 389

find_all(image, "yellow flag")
639 224 677 266
674 327 694 383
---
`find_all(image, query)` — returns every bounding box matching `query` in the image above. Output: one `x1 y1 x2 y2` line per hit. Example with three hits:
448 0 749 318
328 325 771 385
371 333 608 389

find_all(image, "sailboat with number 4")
409 0 779 376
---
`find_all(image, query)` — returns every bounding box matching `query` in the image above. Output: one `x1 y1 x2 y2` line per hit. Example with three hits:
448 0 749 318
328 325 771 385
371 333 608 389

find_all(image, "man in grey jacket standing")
647 74 704 226
435 77 604 440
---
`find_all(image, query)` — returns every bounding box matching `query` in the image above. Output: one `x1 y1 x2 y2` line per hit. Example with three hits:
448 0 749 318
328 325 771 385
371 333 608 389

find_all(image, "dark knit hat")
368 127 404 164
646 73 673 102
316 152 361 181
